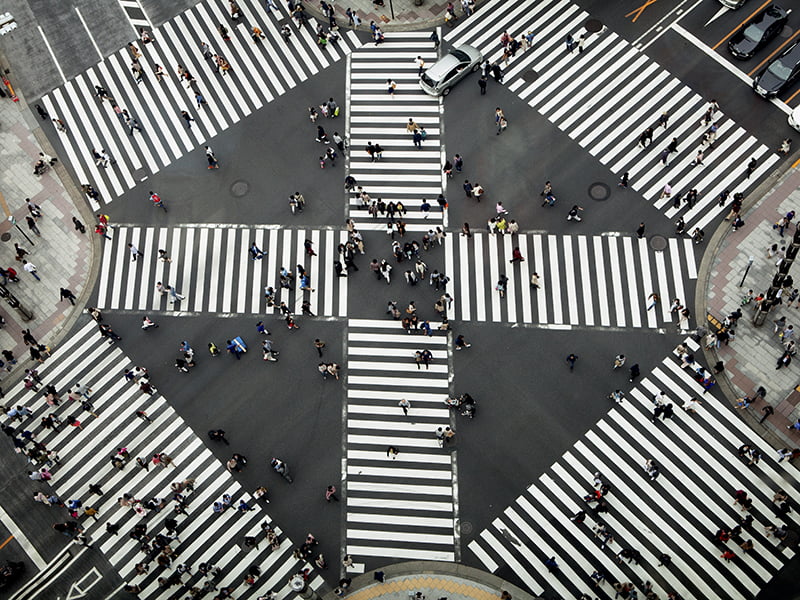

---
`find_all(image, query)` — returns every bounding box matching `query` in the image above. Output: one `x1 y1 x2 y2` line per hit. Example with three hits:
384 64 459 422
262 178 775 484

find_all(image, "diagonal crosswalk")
344 319 456 570
2 321 322 599
445 231 697 329
467 336 800 600
445 0 780 232
95 225 348 316
41 0 363 208
346 32 446 232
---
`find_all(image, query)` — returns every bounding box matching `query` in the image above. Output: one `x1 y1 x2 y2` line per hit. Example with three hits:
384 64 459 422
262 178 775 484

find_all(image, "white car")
789 105 800 131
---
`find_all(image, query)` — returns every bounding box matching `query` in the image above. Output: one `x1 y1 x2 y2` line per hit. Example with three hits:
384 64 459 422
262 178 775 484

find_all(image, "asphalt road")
4 0 800 597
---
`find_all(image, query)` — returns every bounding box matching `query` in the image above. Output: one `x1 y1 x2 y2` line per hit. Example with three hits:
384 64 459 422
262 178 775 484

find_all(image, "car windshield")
421 73 436 87
742 22 767 42
767 58 793 79
450 49 470 63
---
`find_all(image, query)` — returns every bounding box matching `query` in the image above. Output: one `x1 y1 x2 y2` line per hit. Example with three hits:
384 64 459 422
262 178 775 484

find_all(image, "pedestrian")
659 111 669 129
206 146 220 169
566 353 578 371
128 243 143 262
325 485 339 502
398 398 410 416
629 363 640 382
25 216 41 236
636 222 646 239
495 107 507 134
72 216 86 234
59 288 77 305
22 260 40 281
646 292 659 311
181 111 195 128
478 75 487 94
566 205 583 221
747 157 757 178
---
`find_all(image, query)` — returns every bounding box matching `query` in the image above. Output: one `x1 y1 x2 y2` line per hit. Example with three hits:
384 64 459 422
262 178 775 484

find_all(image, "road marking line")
0 504 45 569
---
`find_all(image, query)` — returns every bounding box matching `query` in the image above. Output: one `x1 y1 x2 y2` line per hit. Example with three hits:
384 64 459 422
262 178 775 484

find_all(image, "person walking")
22 260 40 281
636 222 646 239
325 485 339 502
128 243 143 262
566 353 578 370
314 339 326 357
398 398 410 416
60 288 77 305
206 146 220 169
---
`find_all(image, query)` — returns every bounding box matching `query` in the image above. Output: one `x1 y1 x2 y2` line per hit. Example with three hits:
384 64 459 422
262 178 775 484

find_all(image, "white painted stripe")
207 228 222 313
547 235 562 324
124 227 140 310
152 228 167 310
348 497 452 512
654 249 671 322
252 229 264 313
622 236 641 328
468 539 499 573
474 232 486 322
518 234 532 323
562 236 578 324
606 236 625 327
502 234 517 323
639 237 657 329
346 545 454 561
683 237 697 279
575 235 593 327
237 230 249 313
532 234 547 323
110 227 128 310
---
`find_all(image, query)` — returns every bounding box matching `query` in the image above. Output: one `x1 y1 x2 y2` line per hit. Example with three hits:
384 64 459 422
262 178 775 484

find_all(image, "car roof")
425 54 462 79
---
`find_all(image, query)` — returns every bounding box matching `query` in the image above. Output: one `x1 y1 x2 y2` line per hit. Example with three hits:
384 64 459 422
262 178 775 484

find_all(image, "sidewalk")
307 0 484 30
0 63 97 390
704 164 800 451
323 561 540 600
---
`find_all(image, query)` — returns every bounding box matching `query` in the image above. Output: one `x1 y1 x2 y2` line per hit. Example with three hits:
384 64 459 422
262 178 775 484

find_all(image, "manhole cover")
588 182 610 201
585 19 603 33
650 235 667 251
521 69 538 83
0 233 10 242
460 521 473 535
132 167 148 181
231 180 249 197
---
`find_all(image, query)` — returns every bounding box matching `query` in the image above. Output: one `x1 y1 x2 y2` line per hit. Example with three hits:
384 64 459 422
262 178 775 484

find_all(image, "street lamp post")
739 256 754 287
7 215 33 246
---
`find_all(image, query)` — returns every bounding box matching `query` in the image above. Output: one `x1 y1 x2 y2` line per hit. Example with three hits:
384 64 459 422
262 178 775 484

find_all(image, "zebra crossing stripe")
444 0 779 230
42 0 364 206
2 322 318 599
467 337 800 599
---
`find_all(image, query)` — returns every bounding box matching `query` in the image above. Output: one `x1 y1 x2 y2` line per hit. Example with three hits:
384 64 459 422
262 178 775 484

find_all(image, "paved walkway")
704 165 800 451
0 57 96 389
323 562 539 600
306 0 485 30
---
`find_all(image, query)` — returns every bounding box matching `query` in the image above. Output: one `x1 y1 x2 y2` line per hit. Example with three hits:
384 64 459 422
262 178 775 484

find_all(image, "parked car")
728 5 788 60
420 45 483 96
753 41 800 98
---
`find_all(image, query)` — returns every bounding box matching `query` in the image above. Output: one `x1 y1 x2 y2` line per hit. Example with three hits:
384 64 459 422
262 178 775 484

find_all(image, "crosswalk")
445 0 780 232
467 336 800 600
3 321 321 600
96 225 348 316
444 231 697 329
344 319 457 570
346 32 445 232
40 0 363 208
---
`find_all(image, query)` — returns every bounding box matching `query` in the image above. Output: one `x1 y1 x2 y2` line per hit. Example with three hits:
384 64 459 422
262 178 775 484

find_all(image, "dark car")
729 5 788 59
753 41 800 97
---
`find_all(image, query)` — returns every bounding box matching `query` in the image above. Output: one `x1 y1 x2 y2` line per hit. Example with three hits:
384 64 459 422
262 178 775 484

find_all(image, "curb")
0 51 100 390
696 155 798 451
320 561 543 600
